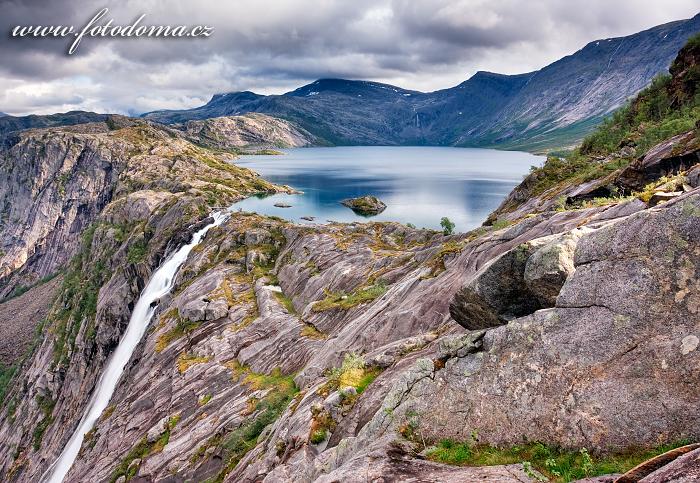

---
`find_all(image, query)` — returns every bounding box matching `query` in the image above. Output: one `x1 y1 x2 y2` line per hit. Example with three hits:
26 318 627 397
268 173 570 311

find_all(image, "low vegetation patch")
309 354 382 445
32 394 56 450
580 73 699 157
426 439 692 483
635 173 688 203
422 240 466 279
273 291 296 314
0 363 17 406
109 415 181 483
51 225 111 368
200 363 298 482
100 404 116 422
177 353 211 373
155 309 201 353
309 407 335 445
319 353 381 398
126 238 148 264
312 282 387 312
300 323 327 340
527 154 630 200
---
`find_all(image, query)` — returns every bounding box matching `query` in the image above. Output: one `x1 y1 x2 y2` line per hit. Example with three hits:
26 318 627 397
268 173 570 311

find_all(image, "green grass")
309 428 328 444
319 353 382 398
422 240 466 279
32 395 56 450
427 440 692 482
109 414 180 482
126 239 148 264
200 367 298 483
0 363 17 406
312 282 387 312
155 309 201 352
300 323 327 339
273 291 296 314
635 173 688 203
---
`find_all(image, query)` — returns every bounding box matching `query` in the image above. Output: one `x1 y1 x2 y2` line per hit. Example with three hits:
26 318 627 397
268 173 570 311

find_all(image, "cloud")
0 0 697 115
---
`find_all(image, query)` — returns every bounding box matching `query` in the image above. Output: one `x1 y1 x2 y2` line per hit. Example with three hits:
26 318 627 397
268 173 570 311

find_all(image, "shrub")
440 217 455 235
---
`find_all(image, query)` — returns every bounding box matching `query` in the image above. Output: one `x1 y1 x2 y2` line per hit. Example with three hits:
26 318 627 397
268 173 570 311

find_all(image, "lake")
233 146 543 232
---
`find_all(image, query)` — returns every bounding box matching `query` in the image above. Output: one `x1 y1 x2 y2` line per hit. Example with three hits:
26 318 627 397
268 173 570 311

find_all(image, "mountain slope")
144 13 700 150
0 34 698 483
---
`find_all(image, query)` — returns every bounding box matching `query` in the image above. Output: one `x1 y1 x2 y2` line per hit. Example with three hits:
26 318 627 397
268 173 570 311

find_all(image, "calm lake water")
233 146 543 232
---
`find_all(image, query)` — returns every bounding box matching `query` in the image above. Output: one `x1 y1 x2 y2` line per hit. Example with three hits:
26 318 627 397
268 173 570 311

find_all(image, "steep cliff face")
0 117 296 480
0 115 302 299
0 124 128 298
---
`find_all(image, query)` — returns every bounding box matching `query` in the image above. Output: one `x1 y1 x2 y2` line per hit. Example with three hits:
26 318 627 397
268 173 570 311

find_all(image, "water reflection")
234 146 542 232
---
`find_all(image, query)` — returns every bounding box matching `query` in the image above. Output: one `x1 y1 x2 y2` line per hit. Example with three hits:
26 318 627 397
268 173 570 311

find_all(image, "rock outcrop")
616 130 700 192
341 196 387 216
449 228 586 328
181 113 318 151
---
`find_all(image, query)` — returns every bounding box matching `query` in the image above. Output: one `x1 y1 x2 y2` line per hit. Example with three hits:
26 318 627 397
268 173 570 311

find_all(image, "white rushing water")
43 210 230 483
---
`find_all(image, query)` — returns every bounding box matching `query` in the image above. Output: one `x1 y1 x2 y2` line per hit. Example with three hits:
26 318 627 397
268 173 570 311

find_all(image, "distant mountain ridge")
144 13 700 151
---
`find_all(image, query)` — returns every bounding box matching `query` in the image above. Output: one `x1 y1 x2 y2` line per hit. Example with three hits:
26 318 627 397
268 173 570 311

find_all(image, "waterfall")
43 210 230 483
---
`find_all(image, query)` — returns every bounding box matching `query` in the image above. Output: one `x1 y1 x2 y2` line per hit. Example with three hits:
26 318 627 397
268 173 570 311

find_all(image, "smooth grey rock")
182 299 208 322
205 299 229 321
524 229 585 306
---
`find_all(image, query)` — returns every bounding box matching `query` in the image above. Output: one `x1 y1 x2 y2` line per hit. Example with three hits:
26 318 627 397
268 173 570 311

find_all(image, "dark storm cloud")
0 0 697 115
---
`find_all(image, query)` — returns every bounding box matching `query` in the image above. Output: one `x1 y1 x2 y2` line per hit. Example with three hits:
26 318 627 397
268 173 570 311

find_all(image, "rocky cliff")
0 113 314 301
180 113 319 151
0 31 698 483
0 113 297 445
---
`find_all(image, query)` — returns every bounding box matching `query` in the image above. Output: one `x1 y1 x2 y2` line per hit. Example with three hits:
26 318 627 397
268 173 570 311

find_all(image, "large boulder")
524 229 587 306
449 229 585 328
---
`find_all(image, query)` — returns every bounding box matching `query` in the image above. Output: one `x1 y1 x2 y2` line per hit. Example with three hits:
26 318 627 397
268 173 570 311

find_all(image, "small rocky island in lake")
341 195 387 216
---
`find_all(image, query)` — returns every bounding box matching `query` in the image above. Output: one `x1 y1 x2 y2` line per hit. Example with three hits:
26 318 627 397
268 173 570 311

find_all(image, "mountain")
0 111 109 138
145 13 700 151
0 36 698 481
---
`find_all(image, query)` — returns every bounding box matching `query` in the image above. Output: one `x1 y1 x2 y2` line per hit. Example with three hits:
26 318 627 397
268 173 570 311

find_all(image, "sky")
0 0 698 116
